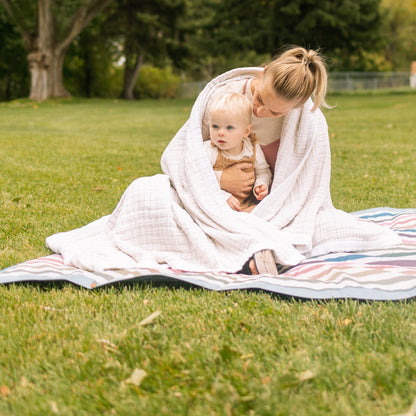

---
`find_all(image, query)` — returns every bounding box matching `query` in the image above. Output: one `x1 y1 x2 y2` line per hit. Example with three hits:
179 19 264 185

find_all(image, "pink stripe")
375 215 416 228
26 255 64 266
284 261 416 280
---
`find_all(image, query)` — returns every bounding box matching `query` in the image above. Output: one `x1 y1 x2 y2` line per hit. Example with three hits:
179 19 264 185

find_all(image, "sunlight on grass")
325 92 416 211
1 93 416 415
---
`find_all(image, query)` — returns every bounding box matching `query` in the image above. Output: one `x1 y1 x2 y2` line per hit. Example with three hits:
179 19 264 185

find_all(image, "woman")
47 46 400 274
203 46 330 273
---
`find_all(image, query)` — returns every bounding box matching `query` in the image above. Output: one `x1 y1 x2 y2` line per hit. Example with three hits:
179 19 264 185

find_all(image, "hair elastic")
302 57 311 66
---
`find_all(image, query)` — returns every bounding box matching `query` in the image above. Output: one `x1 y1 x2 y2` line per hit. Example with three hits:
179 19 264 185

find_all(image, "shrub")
135 66 181 99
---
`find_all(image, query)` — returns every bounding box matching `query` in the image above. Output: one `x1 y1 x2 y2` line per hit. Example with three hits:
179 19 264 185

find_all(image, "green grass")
326 91 416 211
1 92 416 415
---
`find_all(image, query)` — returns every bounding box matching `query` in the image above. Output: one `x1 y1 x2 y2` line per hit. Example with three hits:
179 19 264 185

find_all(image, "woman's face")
251 74 299 118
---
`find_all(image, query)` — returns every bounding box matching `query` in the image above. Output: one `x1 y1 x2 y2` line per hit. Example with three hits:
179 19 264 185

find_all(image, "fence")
328 72 412 91
179 72 413 98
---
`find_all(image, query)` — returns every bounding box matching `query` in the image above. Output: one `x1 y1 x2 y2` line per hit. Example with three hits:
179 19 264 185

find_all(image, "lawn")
1 91 416 416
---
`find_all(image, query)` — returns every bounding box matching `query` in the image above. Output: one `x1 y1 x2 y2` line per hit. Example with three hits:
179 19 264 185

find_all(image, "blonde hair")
208 92 252 125
264 46 329 112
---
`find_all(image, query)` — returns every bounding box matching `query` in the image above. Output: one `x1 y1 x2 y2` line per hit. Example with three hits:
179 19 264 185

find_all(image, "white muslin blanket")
46 68 401 272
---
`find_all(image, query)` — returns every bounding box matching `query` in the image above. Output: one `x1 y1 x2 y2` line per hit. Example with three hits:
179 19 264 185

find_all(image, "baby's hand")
227 195 241 211
254 184 268 201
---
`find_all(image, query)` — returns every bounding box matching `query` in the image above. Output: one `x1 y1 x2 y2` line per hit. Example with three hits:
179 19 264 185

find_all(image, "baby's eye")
256 94 263 104
211 124 219 129
226 125 234 130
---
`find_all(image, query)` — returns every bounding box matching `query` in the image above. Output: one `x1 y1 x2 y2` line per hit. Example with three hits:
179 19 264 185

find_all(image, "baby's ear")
246 124 253 136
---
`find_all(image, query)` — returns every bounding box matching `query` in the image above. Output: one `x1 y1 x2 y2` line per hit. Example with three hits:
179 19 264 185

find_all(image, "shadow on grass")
2 278 415 304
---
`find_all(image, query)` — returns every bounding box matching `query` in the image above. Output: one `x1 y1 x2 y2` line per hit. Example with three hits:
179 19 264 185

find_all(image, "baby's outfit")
204 133 272 208
202 78 283 171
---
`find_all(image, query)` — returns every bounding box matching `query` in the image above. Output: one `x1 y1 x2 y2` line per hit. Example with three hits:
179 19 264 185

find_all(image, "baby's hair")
264 45 329 112
208 92 252 125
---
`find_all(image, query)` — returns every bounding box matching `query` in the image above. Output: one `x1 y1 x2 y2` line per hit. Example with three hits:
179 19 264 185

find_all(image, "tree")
205 0 273 56
269 0 385 70
0 8 29 100
205 0 385 71
64 14 120 98
0 0 113 100
103 0 189 100
381 0 416 70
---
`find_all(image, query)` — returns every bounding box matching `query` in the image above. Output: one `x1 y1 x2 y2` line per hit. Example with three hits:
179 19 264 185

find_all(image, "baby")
204 92 272 212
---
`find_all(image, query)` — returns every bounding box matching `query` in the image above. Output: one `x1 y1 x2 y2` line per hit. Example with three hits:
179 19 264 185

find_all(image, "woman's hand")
220 162 255 200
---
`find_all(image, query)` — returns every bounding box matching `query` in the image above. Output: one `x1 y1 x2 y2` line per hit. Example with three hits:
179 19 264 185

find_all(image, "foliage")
381 0 416 70
0 8 29 100
0 0 113 99
64 15 122 98
135 66 182 99
0 0 415 99
102 0 190 99
192 50 272 82
170 0 221 80
204 0 273 55
1 94 416 415
0 0 112 49
204 0 386 72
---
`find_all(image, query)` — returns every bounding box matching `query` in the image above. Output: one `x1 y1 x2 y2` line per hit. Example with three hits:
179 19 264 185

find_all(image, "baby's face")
209 110 251 156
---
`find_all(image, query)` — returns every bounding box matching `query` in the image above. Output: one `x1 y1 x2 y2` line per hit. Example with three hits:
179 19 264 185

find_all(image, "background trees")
0 8 28 100
0 0 113 100
381 0 416 70
105 0 189 100
206 0 387 71
268 0 385 70
0 0 415 101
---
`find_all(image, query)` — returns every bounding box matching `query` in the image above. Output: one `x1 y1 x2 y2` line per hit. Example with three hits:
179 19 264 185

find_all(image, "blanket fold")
46 67 400 273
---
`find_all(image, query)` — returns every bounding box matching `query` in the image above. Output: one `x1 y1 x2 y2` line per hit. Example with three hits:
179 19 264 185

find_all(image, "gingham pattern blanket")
2 208 415 301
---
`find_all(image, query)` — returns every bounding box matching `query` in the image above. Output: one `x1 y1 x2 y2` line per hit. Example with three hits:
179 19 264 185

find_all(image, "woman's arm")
220 162 255 200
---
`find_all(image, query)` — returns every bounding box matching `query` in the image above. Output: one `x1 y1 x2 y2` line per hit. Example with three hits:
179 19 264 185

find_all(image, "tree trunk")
27 0 70 100
5 73 12 101
121 53 143 100
28 48 70 100
120 0 143 100
0 0 113 101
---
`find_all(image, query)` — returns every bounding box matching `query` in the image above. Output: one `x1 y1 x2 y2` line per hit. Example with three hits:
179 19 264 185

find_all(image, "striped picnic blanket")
1 207 416 300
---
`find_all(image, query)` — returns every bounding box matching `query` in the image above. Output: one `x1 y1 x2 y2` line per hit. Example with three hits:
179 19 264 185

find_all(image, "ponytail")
264 46 330 112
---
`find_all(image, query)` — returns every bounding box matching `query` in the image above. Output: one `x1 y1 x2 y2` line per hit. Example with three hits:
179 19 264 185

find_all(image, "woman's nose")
256 106 266 117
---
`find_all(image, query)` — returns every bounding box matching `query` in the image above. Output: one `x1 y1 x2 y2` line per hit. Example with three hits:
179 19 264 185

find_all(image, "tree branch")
0 0 13 15
0 0 36 49
58 0 114 53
